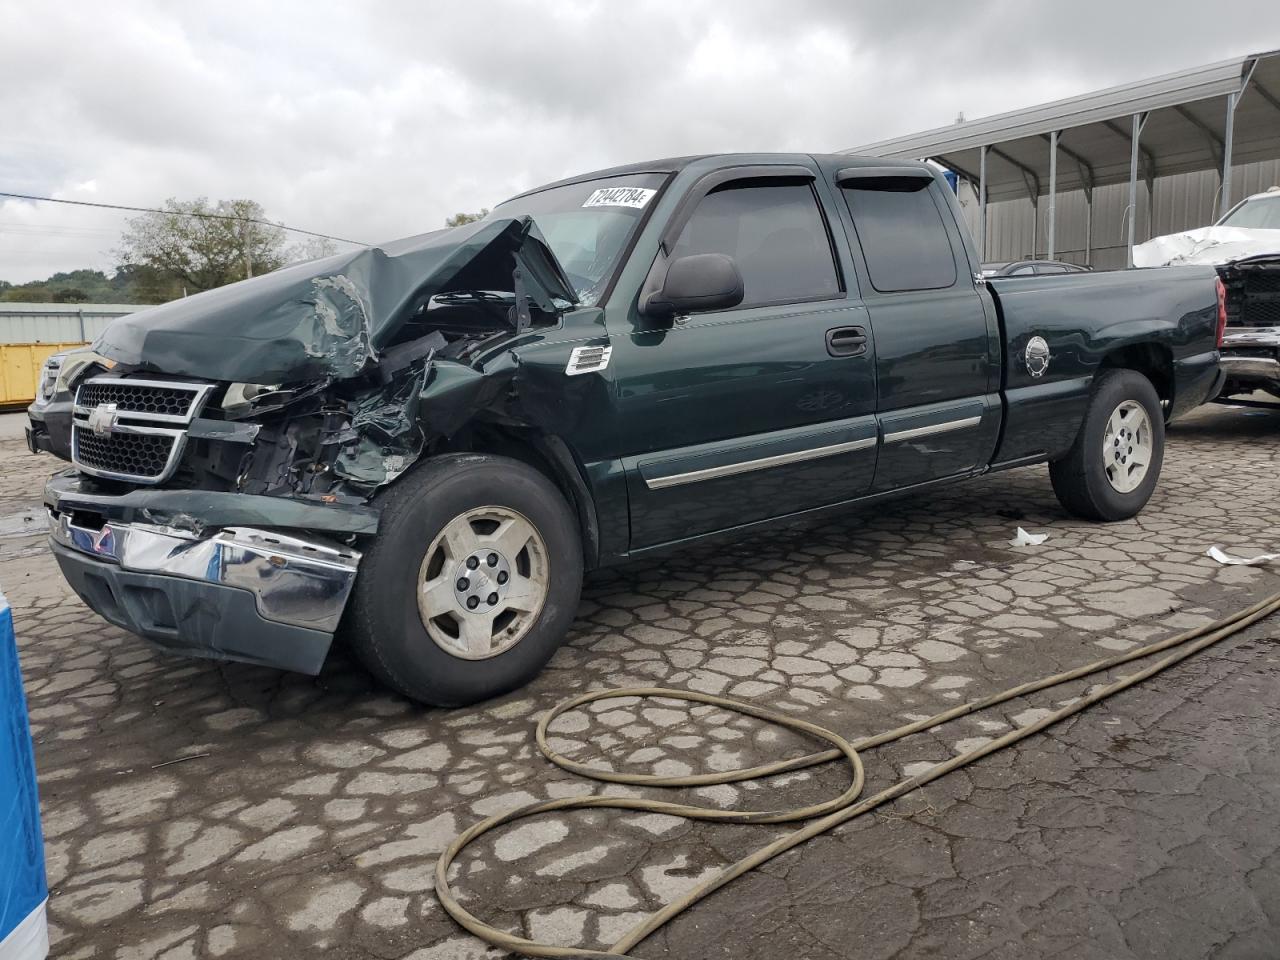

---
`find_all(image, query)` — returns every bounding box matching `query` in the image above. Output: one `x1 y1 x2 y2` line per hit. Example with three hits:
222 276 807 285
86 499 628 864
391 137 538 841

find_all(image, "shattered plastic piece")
1206 546 1280 566
1008 527 1049 547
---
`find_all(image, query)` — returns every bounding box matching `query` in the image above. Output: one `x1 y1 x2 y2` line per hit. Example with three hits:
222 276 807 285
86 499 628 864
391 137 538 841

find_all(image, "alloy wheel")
1101 399 1153 494
417 506 549 659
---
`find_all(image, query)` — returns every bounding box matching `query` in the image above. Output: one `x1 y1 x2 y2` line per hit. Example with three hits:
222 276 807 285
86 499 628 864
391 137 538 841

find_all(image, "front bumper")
48 509 362 675
43 469 379 535
1220 327 1280 395
26 396 72 458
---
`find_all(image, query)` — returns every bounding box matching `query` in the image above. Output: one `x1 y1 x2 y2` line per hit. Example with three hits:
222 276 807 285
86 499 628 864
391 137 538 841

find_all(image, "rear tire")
1050 369 1165 522
347 453 583 706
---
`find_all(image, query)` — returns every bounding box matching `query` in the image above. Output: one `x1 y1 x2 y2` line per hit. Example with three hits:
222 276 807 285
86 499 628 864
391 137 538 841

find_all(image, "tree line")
2 197 337 305
4 201 492 305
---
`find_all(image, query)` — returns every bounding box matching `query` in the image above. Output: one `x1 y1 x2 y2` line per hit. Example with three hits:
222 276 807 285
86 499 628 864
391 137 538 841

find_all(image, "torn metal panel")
417 359 517 439
92 218 576 384
44 471 379 536
333 364 431 488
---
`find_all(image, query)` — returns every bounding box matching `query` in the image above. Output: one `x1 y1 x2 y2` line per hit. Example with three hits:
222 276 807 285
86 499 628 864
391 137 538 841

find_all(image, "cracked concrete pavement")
2 403 1279 960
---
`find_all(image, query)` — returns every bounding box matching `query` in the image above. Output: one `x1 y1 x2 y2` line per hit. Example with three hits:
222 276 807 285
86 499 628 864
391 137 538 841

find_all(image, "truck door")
612 166 879 551
836 169 1001 490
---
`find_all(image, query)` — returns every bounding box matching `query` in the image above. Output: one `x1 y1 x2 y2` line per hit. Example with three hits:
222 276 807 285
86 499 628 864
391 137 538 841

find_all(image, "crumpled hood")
1133 225 1280 268
93 216 575 384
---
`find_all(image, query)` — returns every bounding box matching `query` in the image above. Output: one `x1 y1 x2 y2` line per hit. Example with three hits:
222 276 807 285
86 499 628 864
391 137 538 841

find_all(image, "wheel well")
434 426 600 570
1098 343 1173 411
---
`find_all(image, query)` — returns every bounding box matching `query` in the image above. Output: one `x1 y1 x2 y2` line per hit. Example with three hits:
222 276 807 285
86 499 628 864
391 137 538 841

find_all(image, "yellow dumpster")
0 343 87 407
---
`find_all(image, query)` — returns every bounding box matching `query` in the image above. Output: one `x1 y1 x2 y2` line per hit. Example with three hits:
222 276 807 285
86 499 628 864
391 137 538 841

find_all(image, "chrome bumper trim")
1222 326 1280 349
49 512 360 633
1221 327 1280 383
1220 356 1280 380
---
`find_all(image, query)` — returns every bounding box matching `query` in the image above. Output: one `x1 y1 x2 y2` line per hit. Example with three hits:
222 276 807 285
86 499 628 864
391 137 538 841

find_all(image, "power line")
0 191 366 246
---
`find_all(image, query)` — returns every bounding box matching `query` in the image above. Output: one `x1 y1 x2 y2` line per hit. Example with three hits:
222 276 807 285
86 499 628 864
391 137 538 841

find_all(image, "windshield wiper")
432 289 513 305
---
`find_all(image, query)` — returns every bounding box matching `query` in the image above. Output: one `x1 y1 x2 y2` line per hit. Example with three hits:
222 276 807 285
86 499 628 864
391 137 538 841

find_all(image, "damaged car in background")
29 154 1225 706
1135 186 1280 402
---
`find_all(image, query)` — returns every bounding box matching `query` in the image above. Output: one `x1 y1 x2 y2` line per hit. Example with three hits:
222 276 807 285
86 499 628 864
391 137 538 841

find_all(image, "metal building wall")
0 303 142 344
957 158 1280 270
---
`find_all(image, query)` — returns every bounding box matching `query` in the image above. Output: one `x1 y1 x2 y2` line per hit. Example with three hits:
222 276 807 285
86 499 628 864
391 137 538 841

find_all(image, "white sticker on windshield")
582 186 656 209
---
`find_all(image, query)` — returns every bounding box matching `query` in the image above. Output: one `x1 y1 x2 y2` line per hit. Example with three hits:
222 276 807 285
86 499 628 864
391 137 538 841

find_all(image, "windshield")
1218 194 1280 230
491 172 666 306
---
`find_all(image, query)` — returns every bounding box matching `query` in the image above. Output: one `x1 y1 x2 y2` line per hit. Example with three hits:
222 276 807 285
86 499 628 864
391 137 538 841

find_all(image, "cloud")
1 0 1275 282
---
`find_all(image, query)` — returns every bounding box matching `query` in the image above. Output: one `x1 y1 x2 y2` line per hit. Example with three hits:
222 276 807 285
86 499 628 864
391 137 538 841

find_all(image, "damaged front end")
1218 255 1280 400
43 215 580 673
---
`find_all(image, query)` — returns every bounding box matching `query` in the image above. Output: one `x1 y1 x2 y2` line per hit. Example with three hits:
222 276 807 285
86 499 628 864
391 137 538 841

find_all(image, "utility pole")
240 219 253 279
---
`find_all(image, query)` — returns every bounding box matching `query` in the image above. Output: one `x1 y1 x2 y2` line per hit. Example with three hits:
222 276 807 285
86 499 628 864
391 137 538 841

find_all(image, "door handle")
826 325 867 357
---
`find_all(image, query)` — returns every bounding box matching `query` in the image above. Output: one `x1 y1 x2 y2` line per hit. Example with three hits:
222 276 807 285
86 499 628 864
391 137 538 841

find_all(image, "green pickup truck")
28 153 1225 705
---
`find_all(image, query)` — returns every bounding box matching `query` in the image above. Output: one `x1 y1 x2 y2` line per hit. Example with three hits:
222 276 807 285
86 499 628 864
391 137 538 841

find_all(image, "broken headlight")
33 354 63 406
221 382 282 419
221 381 330 420
39 348 114 404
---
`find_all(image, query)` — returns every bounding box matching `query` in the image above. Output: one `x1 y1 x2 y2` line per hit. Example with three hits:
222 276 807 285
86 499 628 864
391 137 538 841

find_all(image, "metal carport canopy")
842 49 1280 260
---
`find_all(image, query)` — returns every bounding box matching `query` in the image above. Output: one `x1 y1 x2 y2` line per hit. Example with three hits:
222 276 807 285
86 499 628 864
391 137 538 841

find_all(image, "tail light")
1215 276 1228 347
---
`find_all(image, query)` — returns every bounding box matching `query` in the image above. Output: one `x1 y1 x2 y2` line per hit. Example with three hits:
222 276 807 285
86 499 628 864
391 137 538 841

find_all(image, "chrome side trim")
883 415 982 445
49 512 361 633
644 436 876 490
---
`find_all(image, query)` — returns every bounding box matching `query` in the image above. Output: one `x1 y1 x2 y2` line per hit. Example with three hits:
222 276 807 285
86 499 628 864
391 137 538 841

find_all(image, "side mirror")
641 253 744 319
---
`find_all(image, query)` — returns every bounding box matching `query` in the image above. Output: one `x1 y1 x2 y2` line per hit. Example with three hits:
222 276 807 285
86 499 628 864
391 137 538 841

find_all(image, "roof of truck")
505 153 931 201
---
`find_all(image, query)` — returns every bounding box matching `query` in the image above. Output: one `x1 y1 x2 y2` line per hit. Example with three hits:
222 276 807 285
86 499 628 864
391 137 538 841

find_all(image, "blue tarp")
0 593 48 960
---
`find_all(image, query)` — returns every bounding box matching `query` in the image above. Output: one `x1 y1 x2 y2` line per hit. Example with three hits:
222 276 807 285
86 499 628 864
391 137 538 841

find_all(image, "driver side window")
671 180 841 309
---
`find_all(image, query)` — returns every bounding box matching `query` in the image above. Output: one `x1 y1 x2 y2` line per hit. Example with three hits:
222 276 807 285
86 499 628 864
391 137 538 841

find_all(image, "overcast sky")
2 1 1276 282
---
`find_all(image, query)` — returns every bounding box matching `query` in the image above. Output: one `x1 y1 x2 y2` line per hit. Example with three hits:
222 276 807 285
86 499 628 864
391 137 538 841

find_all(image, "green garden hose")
435 588 1280 959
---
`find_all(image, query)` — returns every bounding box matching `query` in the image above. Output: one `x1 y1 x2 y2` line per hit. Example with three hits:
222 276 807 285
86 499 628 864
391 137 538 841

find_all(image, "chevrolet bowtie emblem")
87 402 119 436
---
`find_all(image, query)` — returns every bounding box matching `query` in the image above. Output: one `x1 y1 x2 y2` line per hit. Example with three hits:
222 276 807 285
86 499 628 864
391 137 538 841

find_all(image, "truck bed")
986 265 1222 466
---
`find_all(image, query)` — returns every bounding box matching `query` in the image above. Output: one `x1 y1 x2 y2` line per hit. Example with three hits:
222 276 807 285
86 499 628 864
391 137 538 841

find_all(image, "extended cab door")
834 168 1002 490
611 165 879 550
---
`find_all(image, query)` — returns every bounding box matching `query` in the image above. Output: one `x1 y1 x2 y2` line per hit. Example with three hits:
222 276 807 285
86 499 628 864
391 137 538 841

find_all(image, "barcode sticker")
581 187 656 209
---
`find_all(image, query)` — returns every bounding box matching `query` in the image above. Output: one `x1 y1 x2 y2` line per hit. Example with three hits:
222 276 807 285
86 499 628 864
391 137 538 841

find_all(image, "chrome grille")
72 377 214 484
72 427 178 478
77 381 195 418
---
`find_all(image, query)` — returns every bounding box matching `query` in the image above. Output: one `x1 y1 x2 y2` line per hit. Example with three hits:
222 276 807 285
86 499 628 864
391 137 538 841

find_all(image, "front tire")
1050 369 1165 522
347 453 584 706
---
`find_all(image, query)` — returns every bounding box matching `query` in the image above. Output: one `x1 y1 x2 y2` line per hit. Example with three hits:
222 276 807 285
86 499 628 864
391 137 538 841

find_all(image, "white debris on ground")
1008 527 1049 547
1207 546 1280 566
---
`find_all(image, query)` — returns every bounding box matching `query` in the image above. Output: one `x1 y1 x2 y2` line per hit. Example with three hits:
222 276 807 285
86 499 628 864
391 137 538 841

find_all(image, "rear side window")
671 180 840 308
842 178 957 293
